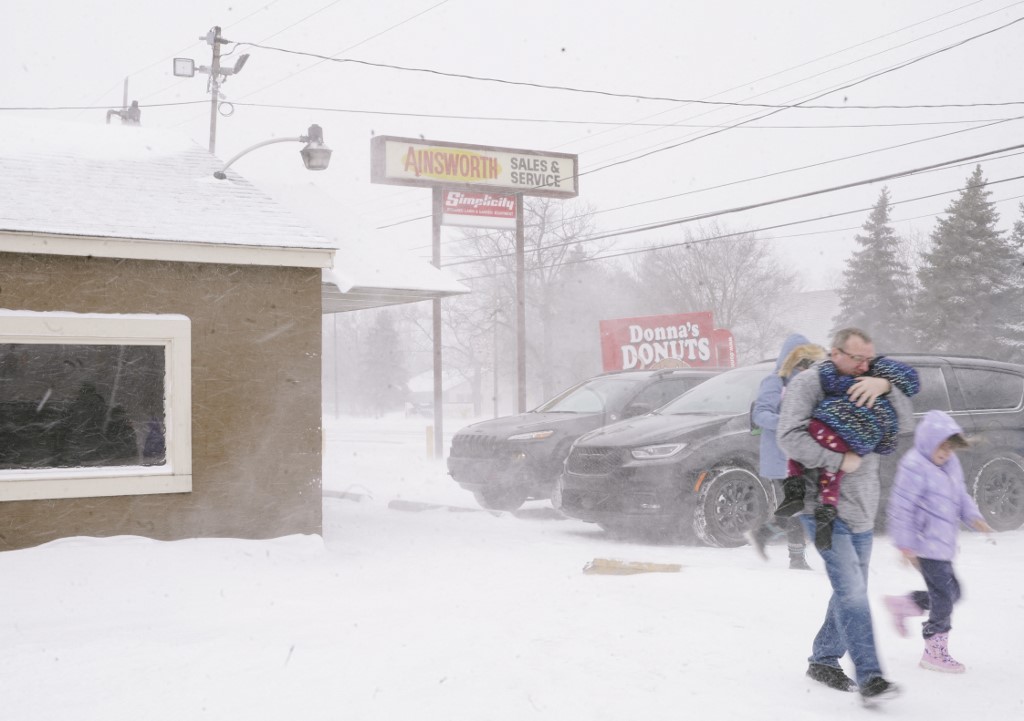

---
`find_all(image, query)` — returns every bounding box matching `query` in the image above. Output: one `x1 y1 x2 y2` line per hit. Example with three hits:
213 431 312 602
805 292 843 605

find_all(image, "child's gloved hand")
813 505 837 551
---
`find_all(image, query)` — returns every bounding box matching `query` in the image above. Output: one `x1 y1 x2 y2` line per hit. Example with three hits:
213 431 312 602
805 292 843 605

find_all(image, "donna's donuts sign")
600 311 736 371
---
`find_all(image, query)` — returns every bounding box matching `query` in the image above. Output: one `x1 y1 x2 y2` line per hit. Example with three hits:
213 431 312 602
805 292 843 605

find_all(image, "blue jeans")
800 515 883 686
911 558 962 638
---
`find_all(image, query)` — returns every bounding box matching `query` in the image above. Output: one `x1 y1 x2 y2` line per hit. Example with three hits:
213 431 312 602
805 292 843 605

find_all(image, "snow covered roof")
0 117 469 309
250 178 469 313
322 245 469 313
0 117 335 268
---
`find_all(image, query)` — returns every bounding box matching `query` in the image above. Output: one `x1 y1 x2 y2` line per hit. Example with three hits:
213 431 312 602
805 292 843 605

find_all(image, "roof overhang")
0 231 334 269
321 266 469 313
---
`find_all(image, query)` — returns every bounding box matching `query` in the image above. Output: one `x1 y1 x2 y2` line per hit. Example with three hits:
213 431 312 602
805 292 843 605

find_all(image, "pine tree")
355 310 408 416
832 186 912 351
1002 201 1024 360
913 166 1024 361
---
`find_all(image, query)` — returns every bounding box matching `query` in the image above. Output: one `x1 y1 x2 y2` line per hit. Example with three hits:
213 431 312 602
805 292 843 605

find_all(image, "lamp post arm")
213 136 305 179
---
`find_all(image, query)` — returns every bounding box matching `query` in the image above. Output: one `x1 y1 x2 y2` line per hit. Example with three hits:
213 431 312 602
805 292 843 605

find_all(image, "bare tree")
631 222 800 362
439 197 622 405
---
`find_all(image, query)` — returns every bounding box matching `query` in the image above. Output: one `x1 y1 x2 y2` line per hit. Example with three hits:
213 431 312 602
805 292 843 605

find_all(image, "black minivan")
556 354 1024 547
447 368 719 511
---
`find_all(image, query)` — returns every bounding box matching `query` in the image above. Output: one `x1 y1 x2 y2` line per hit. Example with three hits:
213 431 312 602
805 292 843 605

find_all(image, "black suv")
556 354 1024 547
447 368 719 511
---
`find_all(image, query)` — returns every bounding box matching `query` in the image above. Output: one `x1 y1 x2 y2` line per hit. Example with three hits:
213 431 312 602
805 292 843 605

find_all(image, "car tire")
693 467 771 548
473 485 529 512
972 453 1024 531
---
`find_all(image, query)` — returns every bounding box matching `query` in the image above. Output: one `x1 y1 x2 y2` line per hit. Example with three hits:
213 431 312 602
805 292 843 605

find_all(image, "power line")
583 116 1024 219
224 101 1024 129
440 148 1024 262
76 1 288 110
0 101 209 112
218 0 451 103
238 15 1024 111
452 181 1024 283
570 0 1024 161
383 112 1024 235
166 0 451 132
16 97 1024 129
575 15 1024 185
440 142 1024 267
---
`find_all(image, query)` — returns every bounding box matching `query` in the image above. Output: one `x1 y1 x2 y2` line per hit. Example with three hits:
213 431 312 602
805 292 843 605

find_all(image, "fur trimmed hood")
778 343 826 379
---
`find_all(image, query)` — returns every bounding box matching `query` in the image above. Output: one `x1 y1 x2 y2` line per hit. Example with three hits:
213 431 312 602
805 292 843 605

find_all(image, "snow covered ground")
2 412 1022 720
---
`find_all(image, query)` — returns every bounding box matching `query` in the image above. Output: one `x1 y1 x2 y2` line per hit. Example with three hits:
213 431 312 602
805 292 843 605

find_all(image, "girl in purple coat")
883 410 993 673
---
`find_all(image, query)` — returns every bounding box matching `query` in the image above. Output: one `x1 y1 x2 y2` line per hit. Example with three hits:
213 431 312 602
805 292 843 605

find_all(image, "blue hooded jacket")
886 410 984 561
752 333 810 479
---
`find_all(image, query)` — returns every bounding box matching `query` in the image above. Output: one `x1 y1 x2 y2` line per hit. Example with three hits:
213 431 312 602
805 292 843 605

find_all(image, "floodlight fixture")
222 53 249 76
173 58 195 78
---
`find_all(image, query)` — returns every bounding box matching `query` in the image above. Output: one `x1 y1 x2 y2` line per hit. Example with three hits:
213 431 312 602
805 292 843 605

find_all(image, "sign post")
371 137 578 455
431 187 443 457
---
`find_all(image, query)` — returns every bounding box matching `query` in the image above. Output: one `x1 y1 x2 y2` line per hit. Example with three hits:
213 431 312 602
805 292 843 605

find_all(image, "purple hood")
913 409 965 461
886 410 983 560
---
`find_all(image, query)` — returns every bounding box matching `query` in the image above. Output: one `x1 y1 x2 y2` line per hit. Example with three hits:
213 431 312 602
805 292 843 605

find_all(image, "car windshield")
534 376 643 414
658 367 768 415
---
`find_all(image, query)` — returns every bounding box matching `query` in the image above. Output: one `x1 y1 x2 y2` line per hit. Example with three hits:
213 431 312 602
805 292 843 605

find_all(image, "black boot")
789 554 812 570
774 475 806 517
813 505 838 551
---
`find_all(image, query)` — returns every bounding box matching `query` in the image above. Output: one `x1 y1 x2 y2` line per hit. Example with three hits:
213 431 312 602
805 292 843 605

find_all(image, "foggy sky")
5 1 1024 289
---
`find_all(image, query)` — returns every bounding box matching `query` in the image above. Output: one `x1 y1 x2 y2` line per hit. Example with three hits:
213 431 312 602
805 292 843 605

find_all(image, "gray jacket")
777 362 915 533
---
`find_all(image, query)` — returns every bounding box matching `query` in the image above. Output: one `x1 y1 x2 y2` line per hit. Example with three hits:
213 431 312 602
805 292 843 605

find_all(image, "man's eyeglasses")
835 347 877 365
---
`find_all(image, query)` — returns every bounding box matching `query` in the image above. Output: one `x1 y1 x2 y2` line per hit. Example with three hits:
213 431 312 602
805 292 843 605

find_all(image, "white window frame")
0 310 191 501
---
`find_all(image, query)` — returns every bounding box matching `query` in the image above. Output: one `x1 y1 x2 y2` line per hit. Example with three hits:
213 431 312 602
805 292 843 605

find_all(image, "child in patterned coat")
774 355 919 550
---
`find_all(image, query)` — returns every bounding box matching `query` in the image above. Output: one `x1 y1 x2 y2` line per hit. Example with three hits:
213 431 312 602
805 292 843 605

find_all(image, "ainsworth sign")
370 136 578 198
600 312 737 371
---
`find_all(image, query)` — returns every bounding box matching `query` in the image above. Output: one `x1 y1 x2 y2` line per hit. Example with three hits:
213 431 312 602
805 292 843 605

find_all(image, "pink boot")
883 594 922 638
920 633 966 673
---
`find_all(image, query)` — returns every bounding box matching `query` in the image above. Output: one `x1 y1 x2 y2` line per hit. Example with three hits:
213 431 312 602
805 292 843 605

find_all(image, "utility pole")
431 187 444 460
173 27 249 155
206 26 224 154
515 193 526 412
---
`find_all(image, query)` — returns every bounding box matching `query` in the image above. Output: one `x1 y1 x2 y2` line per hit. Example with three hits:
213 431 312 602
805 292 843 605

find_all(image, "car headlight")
507 430 555 441
630 443 687 460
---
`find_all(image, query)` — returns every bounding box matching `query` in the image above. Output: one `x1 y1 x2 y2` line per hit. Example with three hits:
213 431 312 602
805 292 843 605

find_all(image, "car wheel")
473 485 529 512
972 453 1024 531
693 467 770 548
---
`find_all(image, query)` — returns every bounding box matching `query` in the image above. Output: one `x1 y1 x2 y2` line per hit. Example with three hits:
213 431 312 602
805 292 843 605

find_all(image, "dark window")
0 344 166 470
628 378 705 412
911 365 951 413
661 369 767 416
535 377 641 414
953 367 1024 411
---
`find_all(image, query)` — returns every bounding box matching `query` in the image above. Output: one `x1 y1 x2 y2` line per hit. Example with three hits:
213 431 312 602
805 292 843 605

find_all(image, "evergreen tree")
355 310 408 416
832 187 912 351
913 166 1024 361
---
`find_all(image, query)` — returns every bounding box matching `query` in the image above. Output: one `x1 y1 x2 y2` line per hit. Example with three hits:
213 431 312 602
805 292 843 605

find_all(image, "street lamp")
213 124 333 179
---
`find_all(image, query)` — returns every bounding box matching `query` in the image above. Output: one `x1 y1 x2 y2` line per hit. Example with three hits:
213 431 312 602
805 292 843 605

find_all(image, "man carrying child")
777 327 916 706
